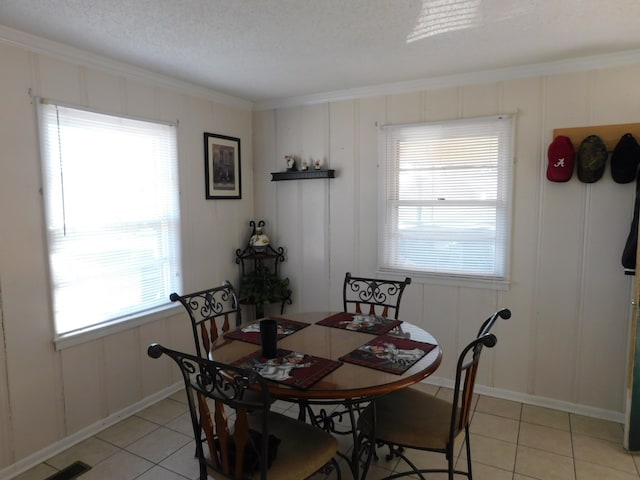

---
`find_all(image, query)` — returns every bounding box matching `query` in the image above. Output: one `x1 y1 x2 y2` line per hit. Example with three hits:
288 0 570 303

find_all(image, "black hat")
577 135 608 183
611 133 640 183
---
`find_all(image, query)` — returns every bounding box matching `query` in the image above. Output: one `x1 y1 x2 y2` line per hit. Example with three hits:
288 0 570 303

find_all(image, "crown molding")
254 49 640 111
3 23 640 113
0 24 253 110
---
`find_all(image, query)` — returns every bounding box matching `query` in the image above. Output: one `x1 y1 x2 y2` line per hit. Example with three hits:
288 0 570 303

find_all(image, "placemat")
231 349 343 390
339 334 437 375
224 317 309 344
316 312 402 335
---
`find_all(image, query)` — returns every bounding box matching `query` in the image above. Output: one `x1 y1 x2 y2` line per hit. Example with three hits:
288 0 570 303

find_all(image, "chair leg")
448 453 455 480
331 457 342 479
297 400 308 421
464 426 473 479
386 444 394 460
385 443 405 461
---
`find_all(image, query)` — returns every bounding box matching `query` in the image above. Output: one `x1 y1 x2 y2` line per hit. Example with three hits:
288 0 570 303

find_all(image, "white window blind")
38 101 182 337
379 115 514 282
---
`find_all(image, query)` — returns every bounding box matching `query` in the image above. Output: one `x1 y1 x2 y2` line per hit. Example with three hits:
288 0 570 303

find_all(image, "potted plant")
239 264 291 319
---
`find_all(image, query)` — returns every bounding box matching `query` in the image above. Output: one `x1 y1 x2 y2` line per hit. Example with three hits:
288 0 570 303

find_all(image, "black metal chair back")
148 343 342 480
170 280 241 360
450 308 511 476
451 333 497 441
342 272 412 319
476 307 511 338
357 308 511 480
147 343 271 480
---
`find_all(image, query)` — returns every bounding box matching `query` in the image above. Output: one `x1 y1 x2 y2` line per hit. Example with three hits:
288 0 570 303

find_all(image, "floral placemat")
231 349 343 390
339 334 437 375
316 312 402 335
224 317 309 344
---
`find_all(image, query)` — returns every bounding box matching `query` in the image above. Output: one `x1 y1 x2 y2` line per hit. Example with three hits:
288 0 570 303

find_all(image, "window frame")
37 99 183 349
378 115 515 288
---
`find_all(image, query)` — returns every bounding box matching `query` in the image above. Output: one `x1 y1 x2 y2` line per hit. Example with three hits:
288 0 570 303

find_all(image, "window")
379 115 514 284
38 101 182 341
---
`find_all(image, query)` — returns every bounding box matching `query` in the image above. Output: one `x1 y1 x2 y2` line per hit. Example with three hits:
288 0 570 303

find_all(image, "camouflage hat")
577 135 608 183
611 133 640 184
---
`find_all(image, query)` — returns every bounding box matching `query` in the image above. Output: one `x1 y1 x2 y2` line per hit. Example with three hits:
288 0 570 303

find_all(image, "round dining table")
213 311 442 479
215 311 442 399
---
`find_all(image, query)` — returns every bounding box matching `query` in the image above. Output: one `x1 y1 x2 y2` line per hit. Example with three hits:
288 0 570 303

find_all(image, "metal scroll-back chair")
170 281 250 456
147 343 340 480
170 280 241 360
292 273 414 470
357 308 511 480
343 272 412 320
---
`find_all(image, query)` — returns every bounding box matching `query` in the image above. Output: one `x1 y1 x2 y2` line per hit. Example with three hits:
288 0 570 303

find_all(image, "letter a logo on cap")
547 136 575 182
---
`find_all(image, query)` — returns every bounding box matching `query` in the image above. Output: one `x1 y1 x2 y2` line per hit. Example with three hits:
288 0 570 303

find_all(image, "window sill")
53 303 182 350
377 269 511 291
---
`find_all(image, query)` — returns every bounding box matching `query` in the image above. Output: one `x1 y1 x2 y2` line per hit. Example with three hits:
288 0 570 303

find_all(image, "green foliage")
239 265 291 307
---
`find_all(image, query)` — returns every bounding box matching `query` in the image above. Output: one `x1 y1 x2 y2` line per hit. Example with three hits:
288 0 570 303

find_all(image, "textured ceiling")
1 0 639 103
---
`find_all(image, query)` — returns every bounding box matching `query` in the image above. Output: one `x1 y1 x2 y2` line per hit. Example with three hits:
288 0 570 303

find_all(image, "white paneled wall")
0 40 253 473
254 66 640 419
3 29 640 478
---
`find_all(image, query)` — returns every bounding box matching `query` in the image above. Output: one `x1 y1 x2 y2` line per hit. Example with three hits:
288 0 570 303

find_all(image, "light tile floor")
11 384 640 480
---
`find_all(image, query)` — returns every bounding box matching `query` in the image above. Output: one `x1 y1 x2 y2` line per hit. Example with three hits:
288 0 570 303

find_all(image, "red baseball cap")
547 135 575 182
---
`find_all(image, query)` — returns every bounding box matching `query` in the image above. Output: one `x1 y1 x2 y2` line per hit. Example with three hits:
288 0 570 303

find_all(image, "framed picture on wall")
204 132 242 199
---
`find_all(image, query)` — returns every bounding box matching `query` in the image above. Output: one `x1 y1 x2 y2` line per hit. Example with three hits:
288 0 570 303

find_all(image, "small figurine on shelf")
249 226 270 250
301 159 309 171
285 154 297 171
314 158 323 170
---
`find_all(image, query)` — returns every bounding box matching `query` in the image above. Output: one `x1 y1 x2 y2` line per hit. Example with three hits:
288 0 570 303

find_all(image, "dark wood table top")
213 311 442 401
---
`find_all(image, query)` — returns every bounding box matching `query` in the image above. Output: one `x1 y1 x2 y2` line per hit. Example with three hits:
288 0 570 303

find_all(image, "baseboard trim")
425 376 625 423
0 382 183 480
0 378 626 479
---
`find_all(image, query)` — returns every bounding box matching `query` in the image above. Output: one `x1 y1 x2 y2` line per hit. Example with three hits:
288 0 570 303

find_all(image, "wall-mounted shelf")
553 123 640 151
271 169 335 181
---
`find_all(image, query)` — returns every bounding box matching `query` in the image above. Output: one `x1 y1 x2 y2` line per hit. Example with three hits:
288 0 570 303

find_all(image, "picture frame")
204 132 242 199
